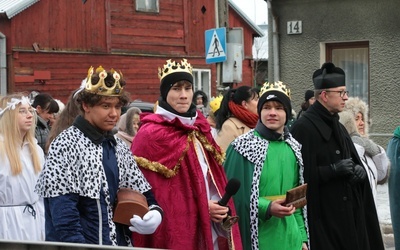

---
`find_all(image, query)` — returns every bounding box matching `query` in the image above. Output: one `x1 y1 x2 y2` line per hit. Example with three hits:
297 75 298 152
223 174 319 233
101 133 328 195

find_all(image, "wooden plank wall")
12 53 216 104
9 0 218 55
5 0 254 102
111 0 184 53
11 0 107 52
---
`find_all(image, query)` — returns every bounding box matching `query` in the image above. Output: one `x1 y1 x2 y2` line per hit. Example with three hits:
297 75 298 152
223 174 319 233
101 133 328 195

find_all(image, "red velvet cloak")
131 111 242 250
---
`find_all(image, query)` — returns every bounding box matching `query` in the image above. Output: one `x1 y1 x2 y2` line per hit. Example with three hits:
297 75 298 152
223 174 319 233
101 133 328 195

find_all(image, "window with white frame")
192 69 211 101
327 41 369 103
135 0 159 13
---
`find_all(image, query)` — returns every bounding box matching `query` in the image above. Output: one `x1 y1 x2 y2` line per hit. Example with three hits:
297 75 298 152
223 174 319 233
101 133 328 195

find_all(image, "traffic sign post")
205 27 227 64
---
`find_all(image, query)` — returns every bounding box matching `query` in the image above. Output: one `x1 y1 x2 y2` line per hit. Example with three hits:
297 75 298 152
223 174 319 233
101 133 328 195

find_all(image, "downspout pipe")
0 32 7 95
267 0 280 82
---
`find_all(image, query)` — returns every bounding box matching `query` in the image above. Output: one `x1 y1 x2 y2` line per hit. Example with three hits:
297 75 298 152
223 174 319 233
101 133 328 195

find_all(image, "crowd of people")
0 59 396 250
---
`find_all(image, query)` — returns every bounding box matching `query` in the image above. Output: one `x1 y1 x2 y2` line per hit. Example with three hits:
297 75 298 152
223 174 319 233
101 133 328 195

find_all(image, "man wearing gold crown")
223 81 309 250
131 59 242 250
35 66 163 246
290 62 384 250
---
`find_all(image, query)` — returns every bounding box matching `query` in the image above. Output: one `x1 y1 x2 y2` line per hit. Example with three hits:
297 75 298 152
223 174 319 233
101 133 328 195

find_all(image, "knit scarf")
313 101 351 158
228 101 258 128
255 120 290 141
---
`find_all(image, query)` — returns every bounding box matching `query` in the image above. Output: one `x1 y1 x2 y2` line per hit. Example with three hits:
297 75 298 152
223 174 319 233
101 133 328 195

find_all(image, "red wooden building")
0 0 263 103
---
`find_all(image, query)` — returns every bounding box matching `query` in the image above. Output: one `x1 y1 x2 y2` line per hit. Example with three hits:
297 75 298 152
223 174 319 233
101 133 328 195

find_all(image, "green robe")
388 126 400 250
224 130 308 250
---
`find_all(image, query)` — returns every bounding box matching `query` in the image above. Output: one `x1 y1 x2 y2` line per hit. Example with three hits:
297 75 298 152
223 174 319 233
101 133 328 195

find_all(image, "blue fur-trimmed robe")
35 121 151 245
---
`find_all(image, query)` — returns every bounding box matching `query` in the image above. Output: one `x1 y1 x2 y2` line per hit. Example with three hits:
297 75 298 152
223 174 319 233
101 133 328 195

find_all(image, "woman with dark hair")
215 86 259 151
32 93 59 151
296 90 315 119
44 85 83 154
193 90 209 117
115 106 141 148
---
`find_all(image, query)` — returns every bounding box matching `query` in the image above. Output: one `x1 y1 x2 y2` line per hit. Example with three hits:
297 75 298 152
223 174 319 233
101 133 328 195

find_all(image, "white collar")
155 105 197 126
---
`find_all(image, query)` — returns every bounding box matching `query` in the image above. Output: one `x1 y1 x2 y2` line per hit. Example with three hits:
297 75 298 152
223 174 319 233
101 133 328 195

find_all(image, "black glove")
330 159 355 177
349 164 367 184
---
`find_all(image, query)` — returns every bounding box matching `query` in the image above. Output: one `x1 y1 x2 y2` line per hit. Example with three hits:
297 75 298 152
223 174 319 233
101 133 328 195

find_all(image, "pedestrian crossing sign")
205 27 227 64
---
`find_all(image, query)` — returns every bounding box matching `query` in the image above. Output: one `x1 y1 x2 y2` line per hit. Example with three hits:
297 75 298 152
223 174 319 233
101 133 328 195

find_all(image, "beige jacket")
216 117 252 152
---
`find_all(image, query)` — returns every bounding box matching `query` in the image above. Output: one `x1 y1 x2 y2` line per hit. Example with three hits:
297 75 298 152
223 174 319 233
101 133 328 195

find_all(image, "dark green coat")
387 126 400 250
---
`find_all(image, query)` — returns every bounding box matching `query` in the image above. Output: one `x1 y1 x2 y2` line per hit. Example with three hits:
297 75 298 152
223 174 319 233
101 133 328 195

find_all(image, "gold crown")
85 66 124 96
158 59 193 82
209 95 223 113
260 81 291 99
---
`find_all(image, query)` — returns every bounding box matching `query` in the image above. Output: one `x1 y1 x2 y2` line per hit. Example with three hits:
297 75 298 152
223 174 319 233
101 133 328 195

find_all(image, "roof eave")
0 0 39 19
228 0 265 37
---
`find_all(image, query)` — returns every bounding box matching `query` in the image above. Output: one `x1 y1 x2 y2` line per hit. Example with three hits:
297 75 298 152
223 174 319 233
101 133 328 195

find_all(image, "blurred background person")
207 95 223 138
32 93 59 152
44 85 83 154
296 90 315 119
215 86 259 151
286 109 298 130
115 106 141 147
0 94 45 240
48 99 65 127
339 97 389 201
193 90 209 117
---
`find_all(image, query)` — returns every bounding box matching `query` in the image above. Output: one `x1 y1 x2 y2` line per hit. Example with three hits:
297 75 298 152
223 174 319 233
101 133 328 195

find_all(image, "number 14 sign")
287 21 302 35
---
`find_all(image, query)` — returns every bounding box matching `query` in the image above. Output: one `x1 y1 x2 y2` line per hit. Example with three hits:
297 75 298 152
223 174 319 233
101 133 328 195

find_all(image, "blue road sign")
205 27 227 64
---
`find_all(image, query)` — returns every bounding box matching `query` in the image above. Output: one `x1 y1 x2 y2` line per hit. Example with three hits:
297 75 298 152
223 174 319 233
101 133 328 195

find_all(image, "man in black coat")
290 62 384 250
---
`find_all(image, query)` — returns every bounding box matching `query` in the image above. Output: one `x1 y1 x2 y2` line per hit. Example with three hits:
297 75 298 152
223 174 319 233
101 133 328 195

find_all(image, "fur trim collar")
342 97 369 136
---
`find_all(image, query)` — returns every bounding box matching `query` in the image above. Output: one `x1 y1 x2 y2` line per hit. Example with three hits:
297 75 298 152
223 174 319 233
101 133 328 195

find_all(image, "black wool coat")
290 101 384 250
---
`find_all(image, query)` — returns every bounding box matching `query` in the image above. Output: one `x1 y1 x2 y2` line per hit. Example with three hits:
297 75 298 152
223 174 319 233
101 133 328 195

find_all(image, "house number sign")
287 21 302 35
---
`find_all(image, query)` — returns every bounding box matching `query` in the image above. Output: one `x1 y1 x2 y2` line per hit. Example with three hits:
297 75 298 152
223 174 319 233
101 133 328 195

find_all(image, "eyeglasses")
18 108 35 116
324 90 349 98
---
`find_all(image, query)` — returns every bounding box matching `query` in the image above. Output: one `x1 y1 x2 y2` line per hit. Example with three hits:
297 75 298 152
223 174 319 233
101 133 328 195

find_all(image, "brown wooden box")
113 188 149 226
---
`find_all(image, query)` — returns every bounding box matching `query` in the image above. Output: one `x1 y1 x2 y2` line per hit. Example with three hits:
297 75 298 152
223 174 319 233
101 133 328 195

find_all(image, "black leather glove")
349 164 367 184
330 159 355 177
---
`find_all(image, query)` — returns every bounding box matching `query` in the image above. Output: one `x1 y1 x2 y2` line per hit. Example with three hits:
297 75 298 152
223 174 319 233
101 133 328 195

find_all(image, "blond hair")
0 94 42 175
